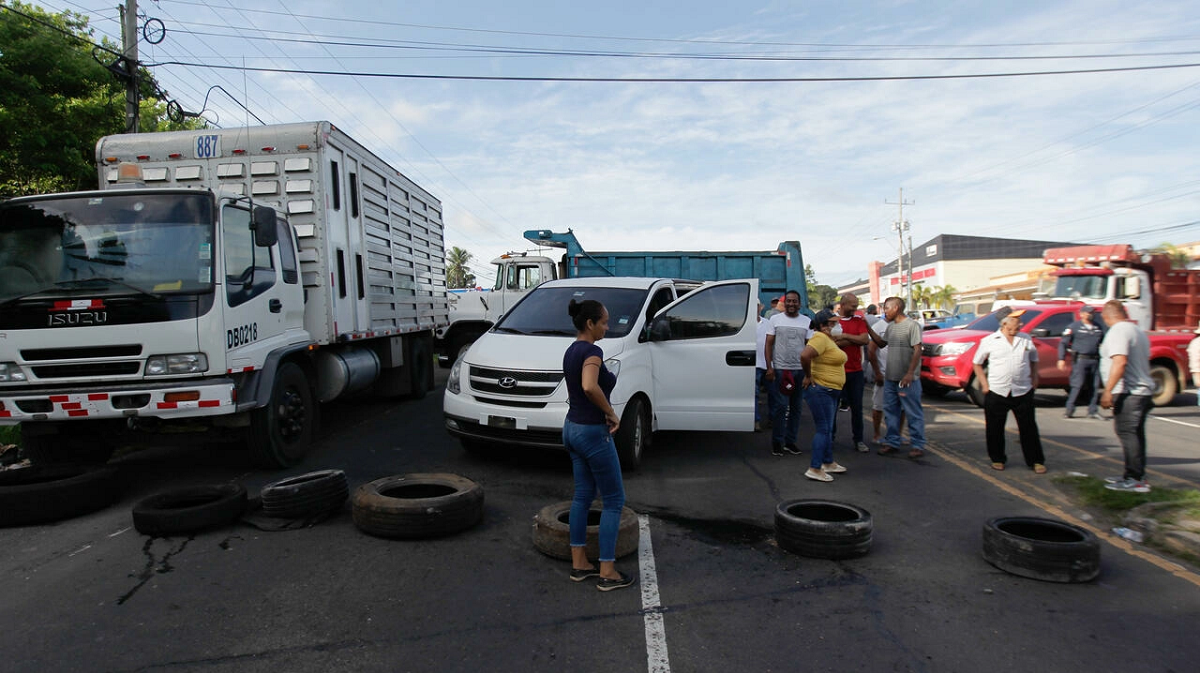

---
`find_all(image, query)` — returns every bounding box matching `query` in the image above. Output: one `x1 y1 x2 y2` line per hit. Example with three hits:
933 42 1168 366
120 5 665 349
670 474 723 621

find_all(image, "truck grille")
21 345 142 361
468 366 563 397
921 344 937 357
31 362 141 378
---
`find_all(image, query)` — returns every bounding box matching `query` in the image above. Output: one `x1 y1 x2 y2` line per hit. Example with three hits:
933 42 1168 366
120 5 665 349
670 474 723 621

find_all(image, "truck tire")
132 484 248 536
260 469 349 519
1149 363 1177 407
774 499 873 560
0 465 120 527
408 335 434 400
21 421 117 466
615 397 649 471
531 501 639 561
981 516 1100 583
249 362 315 469
966 374 986 408
439 335 473 369
352 473 483 539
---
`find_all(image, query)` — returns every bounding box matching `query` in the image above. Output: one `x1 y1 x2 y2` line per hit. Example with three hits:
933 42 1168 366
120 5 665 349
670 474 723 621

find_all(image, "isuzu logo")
498 376 518 389
48 311 108 327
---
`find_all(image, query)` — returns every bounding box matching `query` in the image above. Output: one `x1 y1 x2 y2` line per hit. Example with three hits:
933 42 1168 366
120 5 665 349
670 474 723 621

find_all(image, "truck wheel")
981 516 1099 583
774 499 873 559
351 473 484 539
439 335 472 369
1149 364 1177 407
0 465 120 527
249 362 314 469
615 397 649 471
21 421 117 466
408 335 433 400
531 501 639 561
260 469 349 519
965 374 986 408
132 484 248 536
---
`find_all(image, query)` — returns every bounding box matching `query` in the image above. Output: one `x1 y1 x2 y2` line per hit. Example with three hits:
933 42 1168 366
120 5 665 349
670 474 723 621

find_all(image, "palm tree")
909 284 931 310
446 246 474 289
932 284 958 309
1151 242 1190 269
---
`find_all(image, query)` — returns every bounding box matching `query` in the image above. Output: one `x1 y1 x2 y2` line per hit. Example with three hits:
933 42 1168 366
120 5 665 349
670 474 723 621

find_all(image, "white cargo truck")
0 121 447 467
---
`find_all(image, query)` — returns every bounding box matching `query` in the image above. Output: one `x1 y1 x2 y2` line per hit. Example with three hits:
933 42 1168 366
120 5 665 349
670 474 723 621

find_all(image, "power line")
142 59 1200 82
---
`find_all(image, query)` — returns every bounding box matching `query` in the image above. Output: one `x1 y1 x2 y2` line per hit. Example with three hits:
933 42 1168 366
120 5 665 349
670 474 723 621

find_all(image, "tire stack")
774 499 873 560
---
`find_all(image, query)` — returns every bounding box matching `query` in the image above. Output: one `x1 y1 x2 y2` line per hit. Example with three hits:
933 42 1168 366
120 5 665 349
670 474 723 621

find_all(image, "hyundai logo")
498 376 518 389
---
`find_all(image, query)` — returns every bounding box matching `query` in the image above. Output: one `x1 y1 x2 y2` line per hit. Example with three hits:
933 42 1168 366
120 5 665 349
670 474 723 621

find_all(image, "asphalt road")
2 374 1199 673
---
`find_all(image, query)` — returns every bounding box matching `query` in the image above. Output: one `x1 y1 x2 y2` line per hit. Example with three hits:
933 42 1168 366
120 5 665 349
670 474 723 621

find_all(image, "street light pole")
886 188 914 299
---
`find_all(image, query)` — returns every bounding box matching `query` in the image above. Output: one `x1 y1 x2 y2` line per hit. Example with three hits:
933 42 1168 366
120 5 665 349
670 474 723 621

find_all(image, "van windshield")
496 286 650 338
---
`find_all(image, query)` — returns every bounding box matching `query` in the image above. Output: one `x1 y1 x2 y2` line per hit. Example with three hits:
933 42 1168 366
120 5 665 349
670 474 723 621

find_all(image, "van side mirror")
251 206 278 247
1030 328 1050 338
648 315 672 342
1124 276 1141 300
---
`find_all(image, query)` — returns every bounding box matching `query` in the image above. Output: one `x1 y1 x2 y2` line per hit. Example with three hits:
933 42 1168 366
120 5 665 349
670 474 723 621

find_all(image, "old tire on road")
774 499 873 559
352 473 483 539
249 361 315 469
132 483 248 536
531 501 639 561
0 465 120 527
614 396 649 471
982 516 1100 583
260 469 349 519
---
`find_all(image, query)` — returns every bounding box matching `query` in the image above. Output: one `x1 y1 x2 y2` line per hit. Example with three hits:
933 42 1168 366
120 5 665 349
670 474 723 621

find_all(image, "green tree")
932 284 958 309
0 1 203 198
446 246 475 289
909 284 933 309
1151 242 1190 269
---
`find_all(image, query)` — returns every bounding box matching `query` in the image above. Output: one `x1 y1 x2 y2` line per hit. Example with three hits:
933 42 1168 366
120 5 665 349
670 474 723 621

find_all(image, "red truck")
921 245 1199 407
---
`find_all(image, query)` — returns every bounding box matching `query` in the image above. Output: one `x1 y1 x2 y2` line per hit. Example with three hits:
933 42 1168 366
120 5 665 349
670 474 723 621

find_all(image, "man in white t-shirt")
764 289 812 456
1099 300 1155 493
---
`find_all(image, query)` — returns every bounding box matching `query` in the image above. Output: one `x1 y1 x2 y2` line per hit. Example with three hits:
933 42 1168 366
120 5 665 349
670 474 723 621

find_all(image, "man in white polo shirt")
972 311 1046 473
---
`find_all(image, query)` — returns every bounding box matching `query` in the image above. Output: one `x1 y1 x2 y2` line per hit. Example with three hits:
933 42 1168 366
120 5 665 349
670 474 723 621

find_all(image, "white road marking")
67 545 91 557
108 527 130 538
1152 415 1200 429
638 514 671 673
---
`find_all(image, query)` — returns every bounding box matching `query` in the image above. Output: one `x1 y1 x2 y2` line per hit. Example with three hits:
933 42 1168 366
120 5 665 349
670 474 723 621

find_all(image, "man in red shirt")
833 294 887 452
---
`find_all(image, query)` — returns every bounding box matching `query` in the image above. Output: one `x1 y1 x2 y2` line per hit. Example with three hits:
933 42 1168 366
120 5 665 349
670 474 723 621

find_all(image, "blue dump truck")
434 229 809 364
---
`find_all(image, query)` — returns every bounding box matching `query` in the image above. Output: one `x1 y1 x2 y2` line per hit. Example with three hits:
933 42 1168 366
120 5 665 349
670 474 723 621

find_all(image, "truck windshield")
496 286 650 338
1054 275 1107 300
0 193 214 303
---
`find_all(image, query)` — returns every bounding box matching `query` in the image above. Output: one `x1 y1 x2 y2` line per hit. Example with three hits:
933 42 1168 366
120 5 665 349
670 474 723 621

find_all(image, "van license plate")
488 415 516 429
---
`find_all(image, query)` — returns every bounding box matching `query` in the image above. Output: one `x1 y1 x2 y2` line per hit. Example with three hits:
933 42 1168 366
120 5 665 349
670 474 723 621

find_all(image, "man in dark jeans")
832 293 885 452
1099 300 1155 493
1057 304 1106 419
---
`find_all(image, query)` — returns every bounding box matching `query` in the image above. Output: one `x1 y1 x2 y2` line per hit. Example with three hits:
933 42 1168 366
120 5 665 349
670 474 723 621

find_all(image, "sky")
33 0 1200 289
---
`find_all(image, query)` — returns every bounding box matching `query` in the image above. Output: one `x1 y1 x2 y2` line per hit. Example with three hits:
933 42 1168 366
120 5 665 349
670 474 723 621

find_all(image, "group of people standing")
970 300 1160 493
757 292 927 483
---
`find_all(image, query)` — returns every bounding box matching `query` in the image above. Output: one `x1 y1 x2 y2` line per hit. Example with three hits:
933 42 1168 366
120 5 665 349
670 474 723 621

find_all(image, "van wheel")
966 374 986 408
1149 364 1176 406
249 362 314 468
615 397 648 471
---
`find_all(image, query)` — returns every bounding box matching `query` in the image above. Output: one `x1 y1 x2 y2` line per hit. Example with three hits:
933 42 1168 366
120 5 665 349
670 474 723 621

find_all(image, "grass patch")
0 425 20 447
1055 475 1200 513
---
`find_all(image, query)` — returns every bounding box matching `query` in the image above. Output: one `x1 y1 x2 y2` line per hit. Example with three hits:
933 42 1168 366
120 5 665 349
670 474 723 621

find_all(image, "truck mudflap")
0 380 237 423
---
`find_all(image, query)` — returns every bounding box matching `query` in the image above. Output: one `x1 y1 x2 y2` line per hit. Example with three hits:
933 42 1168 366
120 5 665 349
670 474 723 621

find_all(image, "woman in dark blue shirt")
562 299 635 592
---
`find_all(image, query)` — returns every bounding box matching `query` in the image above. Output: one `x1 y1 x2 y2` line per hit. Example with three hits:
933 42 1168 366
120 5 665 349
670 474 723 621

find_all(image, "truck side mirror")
1030 328 1050 338
1124 276 1141 299
251 206 278 247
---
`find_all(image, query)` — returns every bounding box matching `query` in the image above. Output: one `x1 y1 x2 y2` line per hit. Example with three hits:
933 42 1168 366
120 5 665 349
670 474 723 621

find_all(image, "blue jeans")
883 379 926 449
805 384 840 468
768 369 804 445
562 420 626 562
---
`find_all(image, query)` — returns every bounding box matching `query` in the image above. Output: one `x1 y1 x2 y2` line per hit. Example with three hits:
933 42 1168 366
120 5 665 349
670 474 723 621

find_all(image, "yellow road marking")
929 444 1200 588
926 402 1198 489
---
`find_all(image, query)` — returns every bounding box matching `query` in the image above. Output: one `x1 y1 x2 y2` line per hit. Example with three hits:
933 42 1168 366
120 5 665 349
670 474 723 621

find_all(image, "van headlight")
447 352 465 394
604 358 620 378
146 353 208 375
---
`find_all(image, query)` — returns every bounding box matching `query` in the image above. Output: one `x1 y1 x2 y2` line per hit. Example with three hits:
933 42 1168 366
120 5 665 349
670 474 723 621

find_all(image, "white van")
442 276 759 469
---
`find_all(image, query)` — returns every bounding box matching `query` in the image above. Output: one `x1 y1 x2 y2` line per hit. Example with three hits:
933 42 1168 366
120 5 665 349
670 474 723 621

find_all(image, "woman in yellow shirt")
801 309 848 482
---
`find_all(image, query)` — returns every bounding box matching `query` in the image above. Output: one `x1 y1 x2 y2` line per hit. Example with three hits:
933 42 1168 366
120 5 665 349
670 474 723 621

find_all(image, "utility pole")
120 0 139 133
885 188 914 299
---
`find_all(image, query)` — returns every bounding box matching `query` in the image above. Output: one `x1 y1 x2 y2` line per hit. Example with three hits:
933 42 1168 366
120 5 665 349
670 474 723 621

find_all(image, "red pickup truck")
920 302 1193 407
